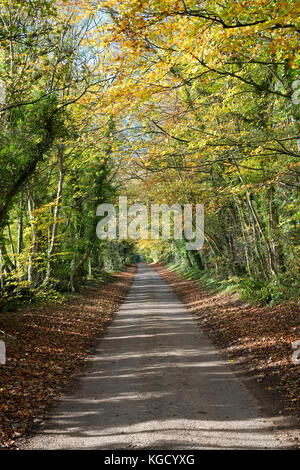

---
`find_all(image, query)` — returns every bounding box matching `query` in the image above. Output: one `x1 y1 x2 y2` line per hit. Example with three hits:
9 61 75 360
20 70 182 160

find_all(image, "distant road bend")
22 264 290 449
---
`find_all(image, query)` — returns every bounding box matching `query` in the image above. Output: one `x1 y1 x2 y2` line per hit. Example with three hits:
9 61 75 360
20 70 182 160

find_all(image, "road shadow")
21 264 295 449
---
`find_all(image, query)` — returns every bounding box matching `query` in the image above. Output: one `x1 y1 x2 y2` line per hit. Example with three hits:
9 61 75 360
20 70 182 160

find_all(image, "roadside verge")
0 266 136 449
154 263 300 443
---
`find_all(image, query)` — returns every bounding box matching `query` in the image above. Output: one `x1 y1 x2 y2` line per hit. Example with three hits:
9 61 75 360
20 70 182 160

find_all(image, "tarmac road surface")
21 264 291 449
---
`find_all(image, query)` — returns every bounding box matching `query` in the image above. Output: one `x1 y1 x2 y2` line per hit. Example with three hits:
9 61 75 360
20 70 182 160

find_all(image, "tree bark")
6 223 16 269
70 246 93 292
44 147 64 284
268 184 285 274
17 192 23 259
27 190 40 287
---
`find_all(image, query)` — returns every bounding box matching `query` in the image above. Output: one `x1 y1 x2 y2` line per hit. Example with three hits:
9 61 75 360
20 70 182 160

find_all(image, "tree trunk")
70 246 93 292
27 190 40 287
268 184 285 274
231 154 277 278
0 235 15 273
7 223 16 269
45 147 64 284
17 193 24 260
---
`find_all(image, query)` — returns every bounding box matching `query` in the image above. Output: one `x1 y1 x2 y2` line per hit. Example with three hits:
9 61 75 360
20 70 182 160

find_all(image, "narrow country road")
22 264 289 449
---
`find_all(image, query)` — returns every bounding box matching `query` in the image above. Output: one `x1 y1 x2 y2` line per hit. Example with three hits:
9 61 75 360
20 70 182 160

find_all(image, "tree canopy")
0 0 299 305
